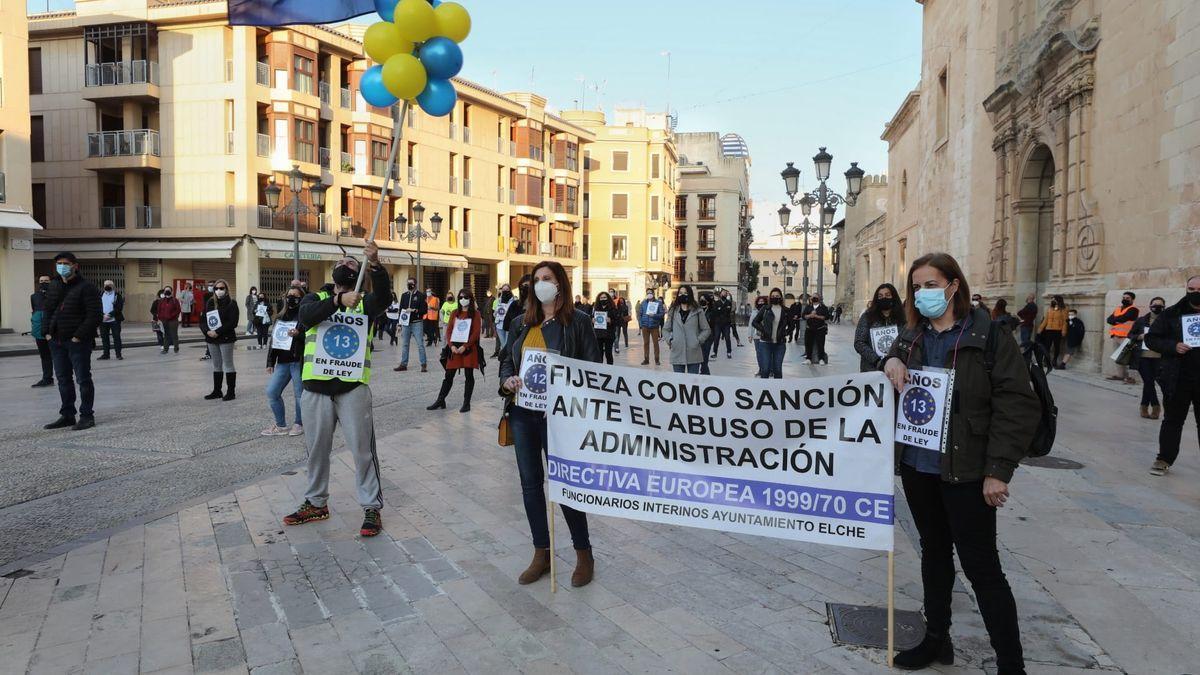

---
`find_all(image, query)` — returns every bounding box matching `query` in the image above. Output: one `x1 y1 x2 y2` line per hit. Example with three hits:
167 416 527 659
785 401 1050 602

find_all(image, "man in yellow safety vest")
283 240 392 537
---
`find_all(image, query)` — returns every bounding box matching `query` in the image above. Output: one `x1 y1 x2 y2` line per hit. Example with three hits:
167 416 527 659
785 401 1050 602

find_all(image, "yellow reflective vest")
302 291 374 384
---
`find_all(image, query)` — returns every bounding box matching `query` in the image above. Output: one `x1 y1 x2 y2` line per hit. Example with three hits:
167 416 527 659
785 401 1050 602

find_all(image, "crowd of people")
22 245 1200 675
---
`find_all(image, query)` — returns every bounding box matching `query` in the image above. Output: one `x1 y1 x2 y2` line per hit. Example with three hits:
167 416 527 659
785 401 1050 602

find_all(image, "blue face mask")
914 287 951 319
56 263 72 279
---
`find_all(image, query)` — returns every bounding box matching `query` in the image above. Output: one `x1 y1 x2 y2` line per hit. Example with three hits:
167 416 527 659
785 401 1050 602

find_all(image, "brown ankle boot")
571 548 594 587
1140 405 1150 418
1150 405 1161 420
518 548 551 585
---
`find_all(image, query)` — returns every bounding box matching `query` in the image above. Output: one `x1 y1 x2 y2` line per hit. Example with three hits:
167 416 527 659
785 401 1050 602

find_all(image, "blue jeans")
266 361 303 427
757 341 785 378
400 320 427 366
50 338 94 418
1019 325 1032 347
495 327 508 354
672 363 701 374
510 407 590 550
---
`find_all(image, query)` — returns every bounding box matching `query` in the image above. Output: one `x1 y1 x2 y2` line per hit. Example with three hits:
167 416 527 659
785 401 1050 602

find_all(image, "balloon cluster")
361 0 471 117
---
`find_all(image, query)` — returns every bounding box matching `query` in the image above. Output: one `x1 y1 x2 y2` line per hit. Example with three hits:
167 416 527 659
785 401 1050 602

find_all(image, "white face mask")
534 280 559 303
215 289 227 299
459 298 470 307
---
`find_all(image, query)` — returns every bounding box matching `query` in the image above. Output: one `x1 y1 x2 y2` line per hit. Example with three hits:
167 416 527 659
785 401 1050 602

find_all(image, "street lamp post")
264 165 327 282
780 149 864 297
398 202 442 290
770 257 798 297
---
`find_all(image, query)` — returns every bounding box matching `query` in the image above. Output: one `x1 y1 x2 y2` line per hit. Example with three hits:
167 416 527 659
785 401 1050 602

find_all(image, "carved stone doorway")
1014 144 1057 301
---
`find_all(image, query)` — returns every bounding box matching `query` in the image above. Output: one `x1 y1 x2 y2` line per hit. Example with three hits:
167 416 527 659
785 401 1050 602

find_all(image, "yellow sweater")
1038 306 1068 333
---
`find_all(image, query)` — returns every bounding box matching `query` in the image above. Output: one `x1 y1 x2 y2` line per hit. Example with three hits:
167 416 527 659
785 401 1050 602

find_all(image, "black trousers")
804 327 827 362
1137 357 1162 406
597 337 614 364
1158 376 1200 465
35 338 53 381
900 465 1023 671
711 322 732 356
100 321 122 356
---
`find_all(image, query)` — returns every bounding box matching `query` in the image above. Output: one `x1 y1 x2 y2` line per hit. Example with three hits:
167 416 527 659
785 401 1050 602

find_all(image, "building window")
32 183 47 226
294 119 315 163
611 235 628 261
650 236 659 262
29 48 43 95
699 194 716 220
30 116 44 162
936 67 948 143
293 55 314 95
675 195 687 219
650 196 660 221
762 276 769 288
582 234 589 261
698 226 716 251
900 170 908 210
372 140 389 176
786 276 794 286
611 193 628 219
651 153 660 179
674 226 686 249
612 151 629 171
698 258 715 282
566 142 579 171
583 192 590 218
674 258 686 278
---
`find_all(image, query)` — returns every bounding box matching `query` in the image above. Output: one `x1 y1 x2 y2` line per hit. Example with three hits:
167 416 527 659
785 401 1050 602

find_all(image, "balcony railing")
85 60 159 87
319 147 330 169
508 188 516 204
258 205 325 234
408 166 418 186
548 152 556 168
227 205 235 228
256 133 270 158
0 171 6 203
87 129 161 158
226 131 234 154
527 146 543 161
497 137 504 153
448 176 458 193
340 151 352 173
449 123 458 140
462 127 471 144
340 87 351 109
699 208 717 221
317 213 333 234
462 179 471 196
497 185 505 202
295 74 314 96
135 205 161 229
463 231 472 248
566 158 578 171
370 160 398 178
339 215 366 238
509 141 517 156
255 62 269 86
318 81 330 104
698 239 717 252
674 232 687 249
675 205 687 219
99 206 125 229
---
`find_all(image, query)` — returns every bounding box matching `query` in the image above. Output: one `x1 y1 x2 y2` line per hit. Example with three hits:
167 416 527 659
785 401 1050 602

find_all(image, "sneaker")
283 500 329 526
72 416 95 431
288 424 304 436
261 425 289 436
1149 460 1169 476
31 379 53 388
394 364 407 372
421 364 427 372
44 415 76 430
803 359 813 365
360 508 383 537
160 348 168 354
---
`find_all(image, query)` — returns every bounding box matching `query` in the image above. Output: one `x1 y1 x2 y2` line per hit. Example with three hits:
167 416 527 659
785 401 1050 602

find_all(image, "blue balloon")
374 0 396 21
418 37 464 80
360 65 398 107
430 0 442 6
417 79 457 117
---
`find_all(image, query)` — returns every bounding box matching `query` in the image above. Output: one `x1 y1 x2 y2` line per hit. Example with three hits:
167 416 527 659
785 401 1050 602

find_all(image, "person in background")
499 260 600 587
591 290 617 364
98 279 124 361
1146 276 1200 476
882 252 1036 673
1131 297 1166 420
971 293 991 317
253 292 273 350
42 252 102 431
1063 307 1085 368
482 289 496 339
492 282 520 359
198 284 213 361
428 288 482 412
664 285 711 374
991 298 1019 334
30 275 54 388
1016 293 1038 347
729 295 744 347
637 289 666 366
178 284 194 328
262 287 305 437
833 303 844 325
709 289 734 360
614 292 631 352
244 286 259 336
802 294 831 365
150 290 165 348
439 291 458 340
1037 294 1068 369
201 279 240 401
392 280 427 369
574 294 592 315
749 296 768 375
853 283 904 372
1107 290 1140 383
155 285 182 354
751 288 788 378
384 292 400 346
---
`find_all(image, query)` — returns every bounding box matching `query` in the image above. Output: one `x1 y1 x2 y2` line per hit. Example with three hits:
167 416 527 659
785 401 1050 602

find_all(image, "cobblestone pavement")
0 325 1197 674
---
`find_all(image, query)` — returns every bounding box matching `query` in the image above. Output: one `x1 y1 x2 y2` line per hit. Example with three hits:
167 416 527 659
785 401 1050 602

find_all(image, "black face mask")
39 283 49 292
287 297 301 309
875 297 894 311
1121 298 1132 307
1186 291 1200 307
770 297 782 305
1151 305 1164 315
407 282 416 290
332 265 358 288
104 286 114 292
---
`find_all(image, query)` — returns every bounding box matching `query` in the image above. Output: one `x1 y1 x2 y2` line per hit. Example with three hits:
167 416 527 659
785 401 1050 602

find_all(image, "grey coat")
663 306 711 365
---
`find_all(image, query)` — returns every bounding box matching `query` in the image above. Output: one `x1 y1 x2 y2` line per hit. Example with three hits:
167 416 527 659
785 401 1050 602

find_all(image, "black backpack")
983 323 1057 457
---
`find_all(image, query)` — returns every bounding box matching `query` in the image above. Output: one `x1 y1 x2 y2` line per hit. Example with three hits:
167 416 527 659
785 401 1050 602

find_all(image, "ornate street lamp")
399 202 441 289
780 148 864 296
265 166 327 281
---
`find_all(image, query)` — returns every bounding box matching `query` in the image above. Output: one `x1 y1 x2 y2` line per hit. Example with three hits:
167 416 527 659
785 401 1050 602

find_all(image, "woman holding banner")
591 291 617 364
498 261 600 587
428 289 482 412
262 287 305 436
201 279 240 401
853 283 904 372
882 253 1038 674
750 288 788 378
663 285 711 375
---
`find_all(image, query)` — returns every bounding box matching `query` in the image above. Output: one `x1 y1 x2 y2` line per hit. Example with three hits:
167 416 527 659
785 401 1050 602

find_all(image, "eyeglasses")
215 286 228 291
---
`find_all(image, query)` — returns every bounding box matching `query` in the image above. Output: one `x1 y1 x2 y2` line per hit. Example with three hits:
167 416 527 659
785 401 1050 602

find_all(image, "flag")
228 0 376 27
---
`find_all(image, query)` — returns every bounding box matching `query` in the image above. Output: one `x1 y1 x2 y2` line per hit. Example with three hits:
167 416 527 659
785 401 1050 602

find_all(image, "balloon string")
355 99 411 294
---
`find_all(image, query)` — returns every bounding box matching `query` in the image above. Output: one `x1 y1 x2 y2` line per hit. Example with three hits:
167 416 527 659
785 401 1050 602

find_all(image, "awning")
253 237 348 262
35 240 239 260
376 248 469 270
35 242 119 259
0 209 42 230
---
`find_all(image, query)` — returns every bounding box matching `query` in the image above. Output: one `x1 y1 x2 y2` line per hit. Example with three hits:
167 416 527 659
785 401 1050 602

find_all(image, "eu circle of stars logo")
322 324 360 360
902 387 937 426
523 363 548 394
1188 321 1200 339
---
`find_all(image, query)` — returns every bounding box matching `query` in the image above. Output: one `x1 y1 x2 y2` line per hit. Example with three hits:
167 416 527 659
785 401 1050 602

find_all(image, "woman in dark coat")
591 290 617 364
428 288 482 412
853 283 904 372
201 279 240 401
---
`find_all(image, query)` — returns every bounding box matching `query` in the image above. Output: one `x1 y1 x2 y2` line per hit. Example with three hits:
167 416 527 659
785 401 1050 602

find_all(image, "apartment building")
560 108 676 302
0 1 40 333
673 131 751 302
26 0 589 320
751 232 836 303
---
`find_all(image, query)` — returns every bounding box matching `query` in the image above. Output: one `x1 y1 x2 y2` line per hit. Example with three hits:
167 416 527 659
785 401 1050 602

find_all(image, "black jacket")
1145 297 1200 398
591 300 616 340
266 306 305 367
200 295 240 344
854 310 904 372
101 291 125 323
886 308 1040 484
398 289 426 320
751 305 788 344
44 274 103 344
1065 316 1086 347
499 294 523 332
498 309 601 396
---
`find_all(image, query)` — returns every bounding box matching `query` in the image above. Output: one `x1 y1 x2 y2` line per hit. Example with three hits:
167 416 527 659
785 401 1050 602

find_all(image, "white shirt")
102 291 116 322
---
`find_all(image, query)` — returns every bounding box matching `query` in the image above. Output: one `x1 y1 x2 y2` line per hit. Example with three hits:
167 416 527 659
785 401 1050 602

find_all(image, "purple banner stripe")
548 455 894 525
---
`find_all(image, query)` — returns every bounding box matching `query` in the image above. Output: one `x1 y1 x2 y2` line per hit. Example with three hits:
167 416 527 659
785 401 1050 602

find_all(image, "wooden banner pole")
887 548 895 668
354 100 411 293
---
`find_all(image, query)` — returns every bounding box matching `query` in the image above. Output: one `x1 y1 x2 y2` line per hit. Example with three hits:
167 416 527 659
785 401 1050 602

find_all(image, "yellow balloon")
381 53 428 101
363 21 411 65
434 2 471 43
393 0 437 43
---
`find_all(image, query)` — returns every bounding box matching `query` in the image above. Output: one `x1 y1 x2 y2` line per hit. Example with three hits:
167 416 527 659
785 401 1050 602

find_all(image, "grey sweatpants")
301 385 383 510
209 342 236 373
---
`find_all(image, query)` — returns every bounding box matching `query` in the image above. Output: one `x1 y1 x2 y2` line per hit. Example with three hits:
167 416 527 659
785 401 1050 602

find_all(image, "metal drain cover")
827 603 925 650
1022 456 1084 470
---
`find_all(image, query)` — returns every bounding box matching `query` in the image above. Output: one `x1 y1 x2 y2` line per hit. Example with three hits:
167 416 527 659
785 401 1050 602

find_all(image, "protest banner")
1183 314 1200 348
271 321 297 351
450 317 472 343
310 312 369 380
894 368 953 453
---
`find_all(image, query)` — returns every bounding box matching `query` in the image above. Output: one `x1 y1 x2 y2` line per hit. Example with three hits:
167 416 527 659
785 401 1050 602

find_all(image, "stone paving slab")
0 327 1197 674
